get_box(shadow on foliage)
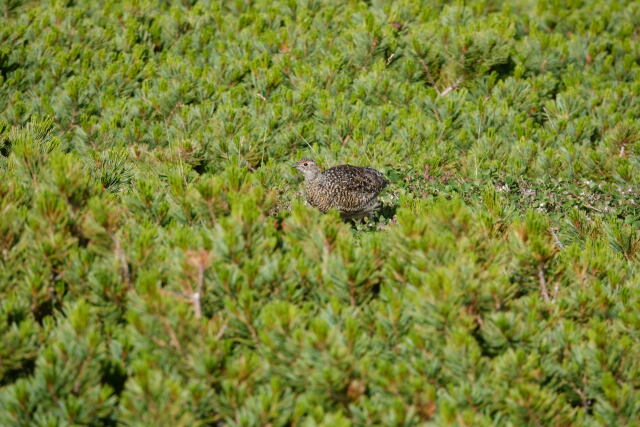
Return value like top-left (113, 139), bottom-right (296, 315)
top-left (0, 359), bottom-right (36, 387)
top-left (345, 203), bottom-right (398, 232)
top-left (489, 56), bottom-right (516, 80)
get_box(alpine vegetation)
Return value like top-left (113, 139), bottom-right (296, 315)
top-left (1, 0), bottom-right (640, 425)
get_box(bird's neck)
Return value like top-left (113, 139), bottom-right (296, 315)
top-left (304, 170), bottom-right (321, 182)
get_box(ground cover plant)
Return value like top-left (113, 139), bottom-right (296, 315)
top-left (1, 0), bottom-right (640, 425)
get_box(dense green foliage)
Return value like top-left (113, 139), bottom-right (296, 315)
top-left (2, 0), bottom-right (640, 424)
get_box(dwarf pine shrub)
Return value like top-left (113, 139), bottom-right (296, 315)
top-left (1, 0), bottom-right (640, 425)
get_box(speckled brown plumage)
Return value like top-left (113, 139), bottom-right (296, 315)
top-left (293, 158), bottom-right (388, 219)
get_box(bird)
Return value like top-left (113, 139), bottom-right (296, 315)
top-left (292, 158), bottom-right (389, 220)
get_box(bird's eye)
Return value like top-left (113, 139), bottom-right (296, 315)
top-left (303, 162), bottom-right (308, 166)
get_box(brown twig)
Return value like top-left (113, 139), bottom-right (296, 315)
top-left (552, 281), bottom-right (560, 302)
top-left (214, 320), bottom-right (229, 341)
top-left (349, 285), bottom-right (357, 308)
top-left (549, 226), bottom-right (565, 249)
top-left (417, 57), bottom-right (437, 87)
top-left (185, 250), bottom-right (211, 319)
top-left (538, 266), bottom-right (550, 303)
top-left (161, 317), bottom-right (182, 352)
top-left (160, 289), bottom-right (189, 299)
top-left (581, 201), bottom-right (606, 213)
top-left (243, 314), bottom-right (260, 345)
top-left (386, 53), bottom-right (396, 66)
top-left (438, 77), bottom-right (463, 97)
top-left (191, 261), bottom-right (205, 319)
top-left (112, 234), bottom-right (131, 289)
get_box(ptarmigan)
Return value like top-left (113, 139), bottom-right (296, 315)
top-left (293, 158), bottom-right (388, 220)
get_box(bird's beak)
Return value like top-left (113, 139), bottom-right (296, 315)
top-left (291, 163), bottom-right (298, 169)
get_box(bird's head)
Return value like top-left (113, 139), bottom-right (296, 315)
top-left (292, 158), bottom-right (321, 180)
